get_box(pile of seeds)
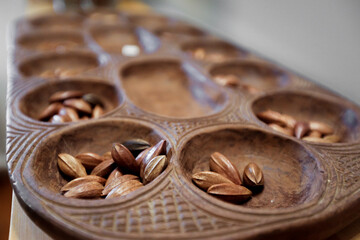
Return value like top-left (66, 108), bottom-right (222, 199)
top-left (257, 109), bottom-right (340, 143)
top-left (192, 152), bottom-right (264, 204)
top-left (39, 67), bottom-right (89, 78)
top-left (213, 74), bottom-right (260, 94)
top-left (39, 90), bottom-right (105, 123)
top-left (190, 48), bottom-right (227, 63)
top-left (58, 139), bottom-right (168, 199)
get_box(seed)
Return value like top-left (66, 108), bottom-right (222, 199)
top-left (61, 175), bottom-right (106, 193)
top-left (50, 114), bottom-right (71, 123)
top-left (105, 168), bottom-right (124, 188)
top-left (308, 130), bottom-right (322, 138)
top-left (207, 183), bottom-right (252, 203)
top-left (64, 181), bottom-right (104, 199)
top-left (243, 162), bottom-right (264, 188)
top-left (49, 90), bottom-right (84, 102)
top-left (140, 140), bottom-right (166, 179)
top-left (192, 171), bottom-right (234, 191)
top-left (92, 105), bottom-right (104, 118)
top-left (111, 143), bottom-right (139, 175)
top-left (63, 98), bottom-right (92, 114)
top-left (82, 93), bottom-right (104, 107)
top-left (106, 179), bottom-right (143, 199)
top-left (241, 83), bottom-right (260, 94)
top-left (268, 123), bottom-right (293, 136)
top-left (102, 151), bottom-right (112, 160)
top-left (58, 107), bottom-right (79, 122)
top-left (323, 134), bottom-right (341, 143)
top-left (257, 110), bottom-right (296, 128)
top-left (213, 75), bottom-right (238, 87)
top-left (57, 153), bottom-right (87, 179)
top-left (122, 139), bottom-right (151, 157)
top-left (75, 152), bottom-right (104, 170)
top-left (102, 174), bottom-right (139, 196)
top-left (309, 121), bottom-right (334, 135)
top-left (39, 102), bottom-right (63, 120)
top-left (135, 147), bottom-right (151, 167)
top-left (294, 121), bottom-right (310, 139)
top-left (210, 152), bottom-right (242, 185)
top-left (142, 155), bottom-right (167, 184)
top-left (90, 159), bottom-right (116, 177)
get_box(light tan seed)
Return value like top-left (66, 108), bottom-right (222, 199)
top-left (140, 140), bottom-right (166, 179)
top-left (135, 147), bottom-right (151, 167)
top-left (39, 102), bottom-right (63, 120)
top-left (207, 183), bottom-right (252, 203)
top-left (49, 90), bottom-right (84, 102)
top-left (105, 168), bottom-right (123, 187)
top-left (75, 152), bottom-right (104, 170)
top-left (64, 181), bottom-right (104, 199)
top-left (50, 114), bottom-right (70, 123)
top-left (57, 153), bottom-right (87, 179)
top-left (192, 171), bottom-right (234, 191)
top-left (90, 159), bottom-right (116, 177)
top-left (61, 175), bottom-right (106, 193)
top-left (142, 155), bottom-right (168, 184)
top-left (257, 110), bottom-right (296, 128)
top-left (308, 130), bottom-right (322, 138)
top-left (323, 134), bottom-right (341, 143)
top-left (294, 121), bottom-right (310, 139)
top-left (92, 105), bottom-right (104, 118)
top-left (243, 162), bottom-right (264, 188)
top-left (63, 98), bottom-right (92, 114)
top-left (309, 121), bottom-right (334, 135)
top-left (210, 152), bottom-right (242, 185)
top-left (268, 123), bottom-right (293, 136)
top-left (213, 75), bottom-right (239, 87)
top-left (58, 107), bottom-right (79, 122)
top-left (102, 174), bottom-right (139, 196)
top-left (106, 179), bottom-right (143, 199)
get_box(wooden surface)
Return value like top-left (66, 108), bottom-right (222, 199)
top-left (8, 192), bottom-right (360, 240)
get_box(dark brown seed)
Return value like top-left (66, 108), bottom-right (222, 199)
top-left (82, 93), bottom-right (104, 107)
top-left (207, 183), bottom-right (252, 203)
top-left (64, 181), bottom-right (103, 199)
top-left (102, 174), bottom-right (139, 196)
top-left (61, 175), bottom-right (106, 193)
top-left (90, 159), bottom-right (116, 177)
top-left (111, 143), bottom-right (139, 174)
top-left (92, 105), bottom-right (104, 118)
top-left (63, 98), bottom-right (92, 114)
top-left (294, 121), bottom-right (310, 139)
top-left (135, 147), bottom-right (150, 167)
top-left (39, 102), bottom-right (63, 120)
top-left (210, 152), bottom-right (242, 185)
top-left (58, 107), bottom-right (79, 122)
top-left (49, 90), bottom-right (84, 102)
top-left (75, 152), bottom-right (104, 170)
top-left (122, 139), bottom-right (151, 157)
top-left (140, 140), bottom-right (166, 179)
top-left (243, 162), bottom-right (264, 188)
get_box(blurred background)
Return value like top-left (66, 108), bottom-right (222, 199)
top-left (0, 0), bottom-right (360, 239)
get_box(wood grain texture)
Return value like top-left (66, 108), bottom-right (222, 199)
top-left (6, 6), bottom-right (360, 240)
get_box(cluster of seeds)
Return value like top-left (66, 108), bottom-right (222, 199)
top-left (192, 152), bottom-right (264, 204)
top-left (57, 139), bottom-right (168, 199)
top-left (39, 90), bottom-right (105, 123)
top-left (213, 74), bottom-right (260, 94)
top-left (256, 109), bottom-right (340, 143)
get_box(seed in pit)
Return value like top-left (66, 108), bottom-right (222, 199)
top-left (309, 121), bottom-right (334, 135)
top-left (268, 123), bottom-right (293, 136)
top-left (57, 153), bottom-right (87, 179)
top-left (90, 159), bottom-right (116, 178)
top-left (49, 90), bottom-right (84, 102)
top-left (61, 175), bottom-right (106, 193)
top-left (213, 75), bottom-right (238, 87)
top-left (210, 152), bottom-right (242, 185)
top-left (102, 174), bottom-right (139, 196)
top-left (58, 107), bottom-right (79, 122)
top-left (142, 155), bottom-right (167, 184)
top-left (106, 179), bottom-right (143, 199)
top-left (207, 183), bottom-right (252, 203)
top-left (122, 139), bottom-right (151, 157)
top-left (38, 102), bottom-right (63, 120)
top-left (92, 105), bottom-right (104, 118)
top-left (82, 93), bottom-right (104, 107)
top-left (192, 171), bottom-right (234, 191)
top-left (75, 152), bottom-right (104, 170)
top-left (63, 98), bottom-right (92, 114)
top-left (105, 168), bottom-right (123, 188)
top-left (294, 121), bottom-right (310, 139)
top-left (50, 114), bottom-right (71, 123)
top-left (111, 143), bottom-right (139, 175)
top-left (140, 140), bottom-right (166, 180)
top-left (64, 181), bottom-right (104, 199)
top-left (243, 162), bottom-right (264, 188)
